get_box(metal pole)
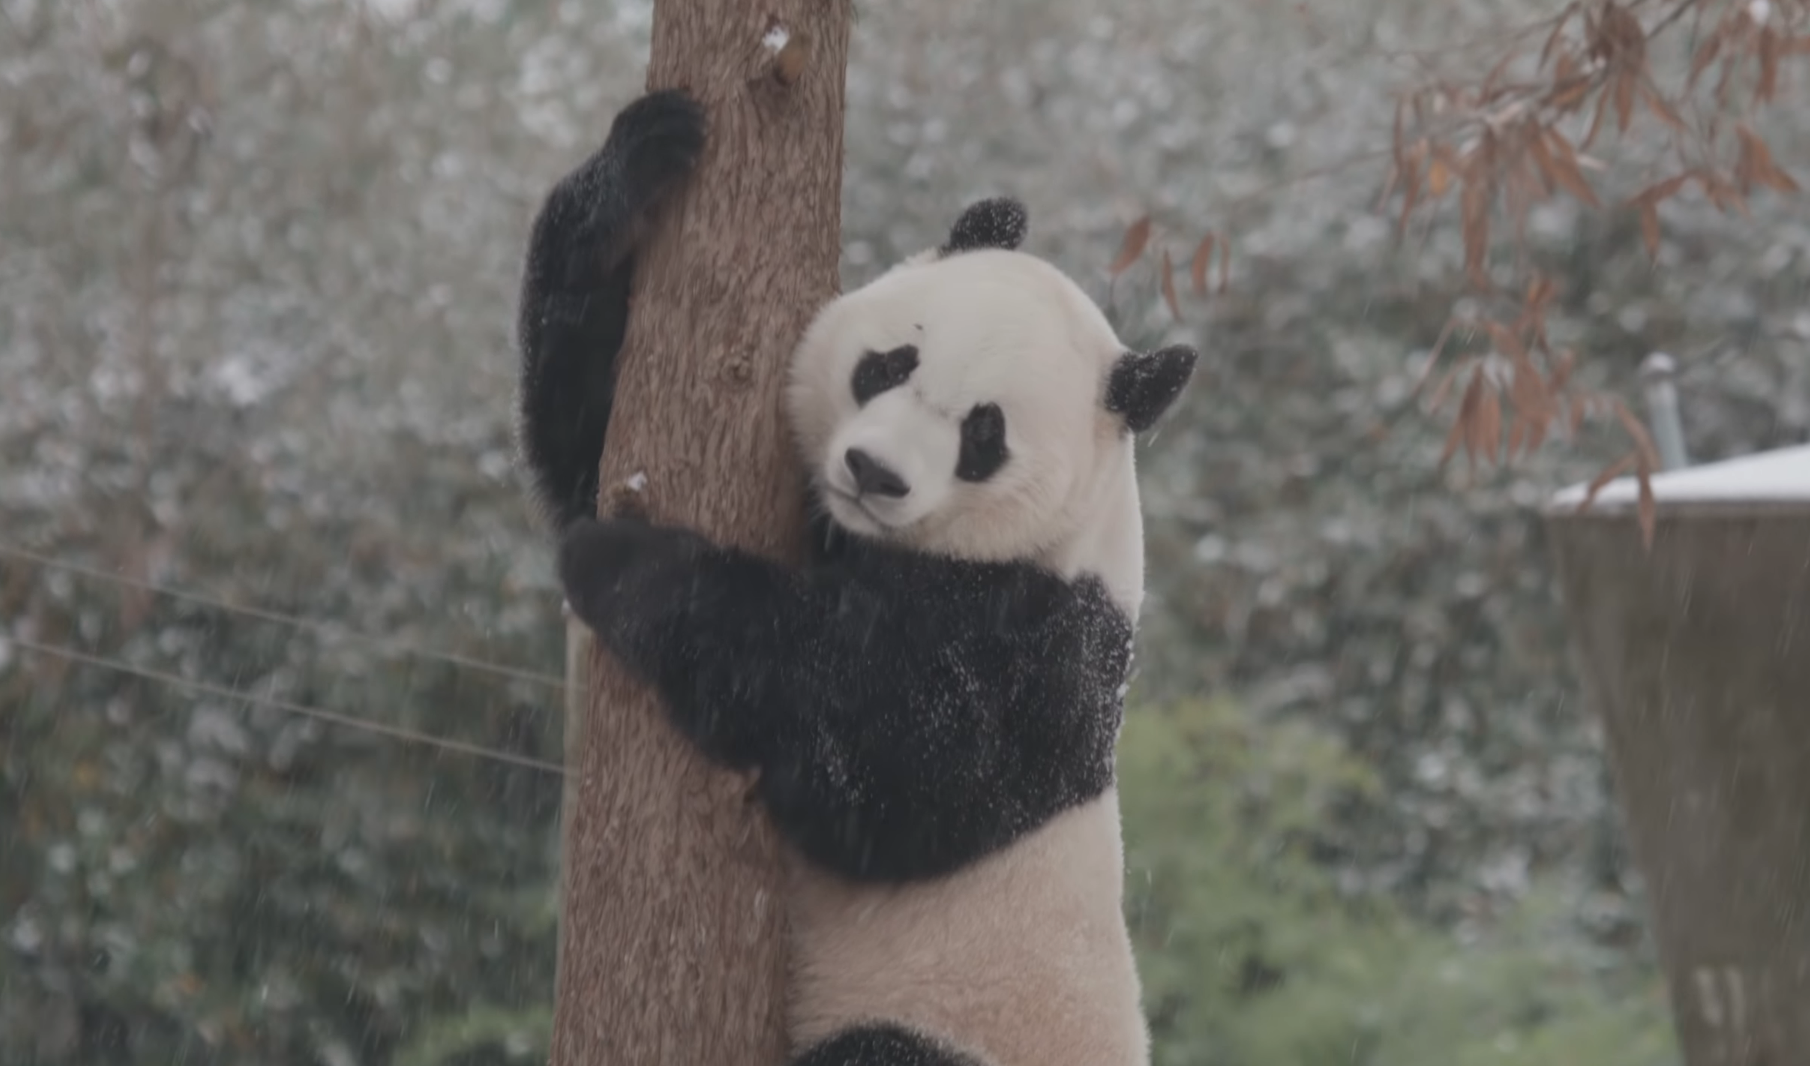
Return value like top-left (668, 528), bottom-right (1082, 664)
top-left (1640, 351), bottom-right (1691, 471)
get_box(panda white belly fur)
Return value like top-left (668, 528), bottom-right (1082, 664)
top-left (788, 794), bottom-right (1148, 1066)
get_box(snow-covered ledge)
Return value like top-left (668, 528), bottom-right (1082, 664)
top-left (1547, 442), bottom-right (1810, 513)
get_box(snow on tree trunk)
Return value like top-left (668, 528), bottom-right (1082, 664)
top-left (548, 3), bottom-right (850, 1064)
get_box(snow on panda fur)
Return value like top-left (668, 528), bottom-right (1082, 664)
top-left (517, 89), bottom-right (1197, 1066)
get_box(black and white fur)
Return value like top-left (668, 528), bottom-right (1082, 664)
top-left (517, 90), bottom-right (1197, 1066)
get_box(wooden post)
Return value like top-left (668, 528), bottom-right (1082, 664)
top-left (548, 3), bottom-right (851, 1066)
top-left (1544, 445), bottom-right (1810, 1065)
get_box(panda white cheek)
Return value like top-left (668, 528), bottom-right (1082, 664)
top-left (977, 456), bottom-right (1072, 540)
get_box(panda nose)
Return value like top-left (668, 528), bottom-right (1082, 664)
top-left (845, 448), bottom-right (910, 498)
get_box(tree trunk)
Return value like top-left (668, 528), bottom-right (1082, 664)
top-left (548, 4), bottom-right (850, 1066)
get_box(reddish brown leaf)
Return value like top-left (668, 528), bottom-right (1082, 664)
top-left (1159, 247), bottom-right (1180, 319)
top-left (1548, 71), bottom-right (1592, 111)
top-left (1688, 29), bottom-right (1724, 91)
top-left (1478, 46), bottom-right (1519, 102)
top-left (1537, 129), bottom-right (1601, 207)
top-left (1427, 156), bottom-right (1454, 199)
top-left (1526, 274), bottom-right (1557, 315)
top-left (1736, 124), bottom-right (1801, 194)
top-left (1509, 355), bottom-right (1551, 426)
top-left (1425, 362), bottom-right (1462, 414)
top-left (1609, 396), bottom-right (1661, 470)
top-left (1703, 171), bottom-right (1752, 216)
top-left (1110, 216), bottom-right (1152, 277)
top-left (1758, 28), bottom-right (1781, 104)
top-left (1397, 140), bottom-right (1427, 232)
top-left (1639, 77), bottom-right (1687, 133)
top-left (1627, 173), bottom-right (1691, 208)
top-left (1525, 410), bottom-right (1550, 454)
top-left (1566, 395), bottom-right (1589, 438)
top-left (1713, 43), bottom-right (1740, 107)
top-left (1575, 450), bottom-right (1636, 513)
top-left (1190, 233), bottom-right (1215, 296)
top-left (1612, 69), bottom-right (1637, 133)
top-left (1378, 163), bottom-right (1399, 215)
top-left (1638, 200), bottom-right (1661, 257)
top-left (1391, 94), bottom-right (1406, 162)
top-left (1539, 4), bottom-right (1578, 69)
top-left (1460, 171), bottom-right (1492, 288)
top-left (1414, 316), bottom-right (1460, 395)
top-left (1485, 319), bottom-right (1528, 364)
top-left (1439, 410), bottom-right (1467, 472)
top-left (1549, 347), bottom-right (1578, 393)
top-left (1440, 367), bottom-right (1486, 471)
top-left (1522, 145), bottom-right (1557, 200)
top-left (1636, 458), bottom-right (1657, 551)
top-left (1582, 75), bottom-right (1612, 150)
top-left (1473, 379), bottom-right (1502, 466)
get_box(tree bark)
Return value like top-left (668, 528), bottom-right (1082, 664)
top-left (549, 4), bottom-right (850, 1066)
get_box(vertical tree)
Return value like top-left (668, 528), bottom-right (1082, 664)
top-left (548, 3), bottom-right (851, 1066)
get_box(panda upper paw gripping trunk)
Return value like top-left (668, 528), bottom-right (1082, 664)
top-left (515, 89), bottom-right (705, 534)
top-left (517, 92), bottom-right (1197, 1066)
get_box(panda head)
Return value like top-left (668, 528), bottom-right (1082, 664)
top-left (787, 198), bottom-right (1197, 569)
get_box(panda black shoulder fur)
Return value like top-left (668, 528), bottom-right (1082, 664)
top-left (517, 90), bottom-right (1197, 1066)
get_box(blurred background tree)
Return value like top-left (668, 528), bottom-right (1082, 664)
top-left (2, 0), bottom-right (1804, 1063)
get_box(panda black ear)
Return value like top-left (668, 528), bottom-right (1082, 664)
top-left (1106, 345), bottom-right (1197, 433)
top-left (940, 197), bottom-right (1028, 256)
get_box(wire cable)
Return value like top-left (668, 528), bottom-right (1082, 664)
top-left (10, 636), bottom-right (566, 776)
top-left (0, 541), bottom-right (564, 689)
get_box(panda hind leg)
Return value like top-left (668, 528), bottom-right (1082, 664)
top-left (791, 1023), bottom-right (987, 1066)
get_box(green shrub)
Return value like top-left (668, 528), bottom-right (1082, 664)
top-left (1120, 699), bottom-right (1679, 1066)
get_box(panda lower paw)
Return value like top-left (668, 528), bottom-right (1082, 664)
top-left (606, 89), bottom-right (706, 212)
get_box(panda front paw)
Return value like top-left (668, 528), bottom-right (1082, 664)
top-left (605, 89), bottom-right (706, 213)
top-left (559, 514), bottom-right (657, 633)
top-left (557, 514), bottom-right (703, 649)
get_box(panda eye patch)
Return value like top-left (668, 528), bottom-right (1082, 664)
top-left (851, 345), bottom-right (919, 405)
top-left (956, 403), bottom-right (1009, 483)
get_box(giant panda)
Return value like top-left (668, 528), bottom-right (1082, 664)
top-left (517, 88), bottom-right (1197, 1066)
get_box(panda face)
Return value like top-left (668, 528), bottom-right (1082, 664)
top-left (787, 248), bottom-right (1131, 564)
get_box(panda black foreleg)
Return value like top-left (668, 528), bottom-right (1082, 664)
top-left (516, 90), bottom-right (705, 530)
top-left (562, 515), bottom-right (1132, 880)
top-left (791, 1022), bottom-right (987, 1066)
top-left (558, 514), bottom-right (821, 769)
